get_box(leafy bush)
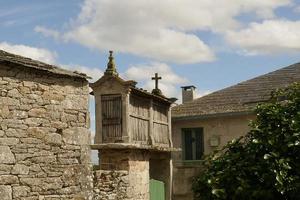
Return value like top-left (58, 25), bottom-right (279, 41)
top-left (193, 83), bottom-right (300, 200)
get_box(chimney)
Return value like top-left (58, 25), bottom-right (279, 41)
top-left (181, 85), bottom-right (196, 103)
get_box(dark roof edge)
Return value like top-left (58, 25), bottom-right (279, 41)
top-left (3, 61), bottom-right (90, 80)
top-left (172, 110), bottom-right (254, 121)
top-left (130, 87), bottom-right (172, 104)
top-left (0, 50), bottom-right (90, 80)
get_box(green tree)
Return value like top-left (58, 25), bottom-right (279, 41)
top-left (193, 83), bottom-right (300, 200)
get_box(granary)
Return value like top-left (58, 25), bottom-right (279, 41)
top-left (90, 51), bottom-right (175, 200)
top-left (171, 63), bottom-right (300, 200)
top-left (0, 50), bottom-right (92, 199)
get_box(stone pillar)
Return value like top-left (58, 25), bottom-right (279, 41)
top-left (97, 149), bottom-right (150, 200)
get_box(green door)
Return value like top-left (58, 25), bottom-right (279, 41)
top-left (150, 179), bottom-right (165, 200)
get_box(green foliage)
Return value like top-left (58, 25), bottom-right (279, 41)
top-left (192, 83), bottom-right (300, 200)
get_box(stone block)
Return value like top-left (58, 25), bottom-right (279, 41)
top-left (11, 164), bottom-right (29, 175)
top-left (13, 186), bottom-right (30, 198)
top-left (62, 127), bottom-right (90, 145)
top-left (11, 110), bottom-right (28, 119)
top-left (43, 91), bottom-right (65, 101)
top-left (0, 175), bottom-right (19, 184)
top-left (7, 89), bottom-right (22, 98)
top-left (27, 127), bottom-right (48, 139)
top-left (44, 133), bottom-right (62, 145)
top-left (0, 146), bottom-right (15, 164)
top-left (6, 129), bottom-right (27, 138)
top-left (0, 165), bottom-right (12, 175)
top-left (62, 95), bottom-right (87, 110)
top-left (0, 185), bottom-right (12, 200)
top-left (50, 121), bottom-right (68, 129)
top-left (28, 108), bottom-right (46, 118)
top-left (0, 138), bottom-right (19, 145)
top-left (24, 118), bottom-right (49, 127)
top-left (0, 97), bottom-right (19, 106)
top-left (0, 106), bottom-right (10, 118)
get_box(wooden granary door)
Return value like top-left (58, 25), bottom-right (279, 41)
top-left (101, 94), bottom-right (122, 142)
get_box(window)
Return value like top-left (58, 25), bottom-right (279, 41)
top-left (182, 128), bottom-right (204, 160)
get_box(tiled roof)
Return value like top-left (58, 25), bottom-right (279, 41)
top-left (0, 50), bottom-right (89, 79)
top-left (172, 62), bottom-right (300, 119)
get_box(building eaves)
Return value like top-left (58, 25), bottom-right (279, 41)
top-left (0, 50), bottom-right (90, 80)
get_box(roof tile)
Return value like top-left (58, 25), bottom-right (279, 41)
top-left (172, 63), bottom-right (300, 119)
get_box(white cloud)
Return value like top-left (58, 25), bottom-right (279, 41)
top-left (293, 5), bottom-right (300, 13)
top-left (225, 20), bottom-right (300, 55)
top-left (36, 0), bottom-right (292, 63)
top-left (124, 62), bottom-right (188, 98)
top-left (35, 26), bottom-right (60, 40)
top-left (0, 42), bottom-right (57, 64)
top-left (62, 65), bottom-right (103, 82)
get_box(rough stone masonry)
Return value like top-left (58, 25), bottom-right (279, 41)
top-left (0, 62), bottom-right (93, 200)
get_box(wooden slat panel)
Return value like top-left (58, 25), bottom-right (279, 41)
top-left (129, 95), bottom-right (150, 142)
top-left (130, 115), bottom-right (149, 142)
top-left (101, 94), bottom-right (122, 142)
top-left (153, 122), bottom-right (169, 144)
top-left (153, 102), bottom-right (168, 123)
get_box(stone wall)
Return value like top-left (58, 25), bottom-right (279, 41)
top-left (93, 170), bottom-right (129, 200)
top-left (0, 65), bottom-right (92, 200)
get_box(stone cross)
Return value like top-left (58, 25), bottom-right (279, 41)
top-left (152, 73), bottom-right (161, 90)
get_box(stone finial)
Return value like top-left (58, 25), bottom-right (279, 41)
top-left (104, 51), bottom-right (119, 76)
top-left (151, 73), bottom-right (162, 95)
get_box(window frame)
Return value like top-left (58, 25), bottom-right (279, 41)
top-left (181, 127), bottom-right (204, 161)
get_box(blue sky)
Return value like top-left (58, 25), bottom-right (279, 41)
top-left (1, 0), bottom-right (300, 143)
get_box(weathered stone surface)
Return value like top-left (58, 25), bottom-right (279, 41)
top-left (6, 129), bottom-right (27, 138)
top-left (11, 164), bottom-right (29, 175)
top-left (0, 185), bottom-right (12, 200)
top-left (50, 121), bottom-right (68, 129)
top-left (0, 62), bottom-right (92, 199)
top-left (0, 106), bottom-right (10, 118)
top-left (11, 110), bottom-right (28, 119)
top-left (27, 127), bottom-right (48, 139)
top-left (20, 178), bottom-right (42, 186)
top-left (18, 86), bottom-right (31, 94)
top-left (23, 81), bottom-right (36, 88)
top-left (0, 165), bottom-right (12, 175)
top-left (28, 108), bottom-right (46, 118)
top-left (7, 88), bottom-right (22, 98)
top-left (13, 186), bottom-right (30, 198)
top-left (0, 138), bottom-right (19, 145)
top-left (0, 146), bottom-right (15, 164)
top-left (43, 91), bottom-right (65, 101)
top-left (62, 95), bottom-right (88, 110)
top-left (0, 175), bottom-right (19, 184)
top-left (63, 127), bottom-right (90, 145)
top-left (94, 170), bottom-right (129, 200)
top-left (24, 118), bottom-right (49, 127)
top-left (44, 133), bottom-right (62, 145)
top-left (0, 97), bottom-right (19, 106)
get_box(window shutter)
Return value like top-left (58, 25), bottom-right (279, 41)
top-left (195, 128), bottom-right (204, 160)
top-left (183, 129), bottom-right (193, 160)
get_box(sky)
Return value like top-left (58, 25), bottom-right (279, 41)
top-left (1, 0), bottom-right (300, 152)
